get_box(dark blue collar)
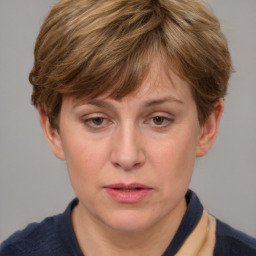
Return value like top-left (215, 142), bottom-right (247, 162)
top-left (162, 190), bottom-right (203, 256)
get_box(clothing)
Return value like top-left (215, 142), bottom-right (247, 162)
top-left (1, 190), bottom-right (255, 256)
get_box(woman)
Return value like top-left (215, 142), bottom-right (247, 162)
top-left (1, 0), bottom-right (255, 255)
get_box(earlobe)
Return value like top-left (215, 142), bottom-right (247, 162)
top-left (38, 108), bottom-right (65, 160)
top-left (196, 99), bottom-right (224, 157)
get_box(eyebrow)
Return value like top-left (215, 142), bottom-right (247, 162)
top-left (73, 99), bottom-right (114, 109)
top-left (143, 96), bottom-right (184, 108)
top-left (73, 96), bottom-right (184, 109)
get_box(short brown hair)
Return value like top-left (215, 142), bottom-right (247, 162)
top-left (30, 0), bottom-right (232, 127)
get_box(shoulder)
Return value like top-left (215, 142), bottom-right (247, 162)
top-left (214, 218), bottom-right (256, 256)
top-left (0, 215), bottom-right (61, 256)
top-left (0, 199), bottom-right (79, 256)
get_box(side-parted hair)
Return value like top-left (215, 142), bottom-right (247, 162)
top-left (30, 0), bottom-right (232, 127)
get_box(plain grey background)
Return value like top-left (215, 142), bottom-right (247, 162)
top-left (0, 0), bottom-right (256, 242)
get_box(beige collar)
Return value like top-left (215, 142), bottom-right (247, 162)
top-left (175, 211), bottom-right (216, 256)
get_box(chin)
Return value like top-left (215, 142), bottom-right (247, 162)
top-left (101, 210), bottom-right (159, 233)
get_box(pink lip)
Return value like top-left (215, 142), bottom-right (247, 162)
top-left (104, 183), bottom-right (153, 203)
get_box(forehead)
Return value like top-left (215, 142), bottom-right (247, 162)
top-left (71, 61), bottom-right (193, 108)
top-left (115, 60), bottom-right (193, 104)
top-left (137, 61), bottom-right (189, 95)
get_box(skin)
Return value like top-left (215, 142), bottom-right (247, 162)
top-left (39, 61), bottom-right (223, 256)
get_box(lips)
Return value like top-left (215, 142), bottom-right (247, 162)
top-left (104, 183), bottom-right (153, 203)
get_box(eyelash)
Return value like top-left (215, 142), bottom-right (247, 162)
top-left (82, 114), bottom-right (174, 130)
top-left (82, 116), bottom-right (112, 129)
top-left (146, 115), bottom-right (174, 128)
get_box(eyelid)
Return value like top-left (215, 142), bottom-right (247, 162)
top-left (146, 111), bottom-right (174, 120)
top-left (145, 112), bottom-right (175, 128)
top-left (82, 113), bottom-right (113, 129)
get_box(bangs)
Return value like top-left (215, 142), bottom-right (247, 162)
top-left (58, 31), bottom-right (164, 101)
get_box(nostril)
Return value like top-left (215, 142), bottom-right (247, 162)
top-left (112, 158), bottom-right (144, 171)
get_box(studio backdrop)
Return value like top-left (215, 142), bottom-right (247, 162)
top-left (0, 0), bottom-right (255, 241)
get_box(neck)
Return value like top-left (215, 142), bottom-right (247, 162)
top-left (72, 199), bottom-right (187, 256)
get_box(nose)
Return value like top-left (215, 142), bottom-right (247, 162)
top-left (110, 124), bottom-right (146, 171)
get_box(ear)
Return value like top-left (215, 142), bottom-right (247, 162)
top-left (196, 99), bottom-right (224, 157)
top-left (38, 108), bottom-right (65, 160)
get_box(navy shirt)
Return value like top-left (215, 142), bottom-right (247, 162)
top-left (1, 190), bottom-right (256, 256)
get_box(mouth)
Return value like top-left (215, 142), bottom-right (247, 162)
top-left (105, 183), bottom-right (152, 190)
top-left (113, 188), bottom-right (143, 191)
top-left (104, 183), bottom-right (153, 203)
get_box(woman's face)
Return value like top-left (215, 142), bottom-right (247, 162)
top-left (42, 62), bottom-right (218, 233)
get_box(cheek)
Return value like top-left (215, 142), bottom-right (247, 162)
top-left (150, 132), bottom-right (198, 187)
top-left (61, 136), bottom-right (111, 188)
